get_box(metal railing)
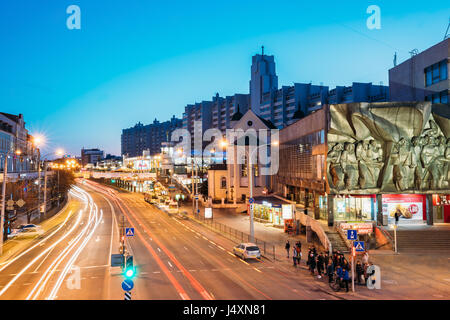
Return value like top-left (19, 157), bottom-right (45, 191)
top-left (191, 212), bottom-right (276, 260)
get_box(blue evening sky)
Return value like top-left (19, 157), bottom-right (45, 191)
top-left (0, 0), bottom-right (448, 156)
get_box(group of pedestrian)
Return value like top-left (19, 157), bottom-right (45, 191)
top-left (285, 240), bottom-right (302, 267)
top-left (305, 246), bottom-right (329, 279)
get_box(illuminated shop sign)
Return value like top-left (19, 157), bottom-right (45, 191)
top-left (339, 222), bottom-right (373, 234)
top-left (383, 194), bottom-right (426, 222)
top-left (282, 204), bottom-right (294, 220)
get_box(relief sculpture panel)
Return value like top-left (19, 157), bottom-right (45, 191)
top-left (326, 102), bottom-right (450, 194)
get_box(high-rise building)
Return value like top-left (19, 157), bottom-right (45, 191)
top-left (121, 116), bottom-right (182, 157)
top-left (389, 38), bottom-right (449, 103)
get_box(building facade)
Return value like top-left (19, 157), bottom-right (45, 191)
top-left (121, 116), bottom-right (182, 157)
top-left (0, 112), bottom-right (38, 173)
top-left (81, 148), bottom-right (104, 167)
top-left (275, 102), bottom-right (450, 227)
top-left (389, 38), bottom-right (449, 103)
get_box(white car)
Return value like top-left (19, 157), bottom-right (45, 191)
top-left (233, 243), bottom-right (261, 260)
top-left (167, 202), bottom-right (179, 214)
top-left (8, 224), bottom-right (43, 239)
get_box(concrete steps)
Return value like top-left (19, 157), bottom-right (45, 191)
top-left (387, 230), bottom-right (450, 253)
top-left (325, 231), bottom-right (349, 253)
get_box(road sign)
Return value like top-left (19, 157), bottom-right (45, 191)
top-left (194, 195), bottom-right (199, 200)
top-left (6, 200), bottom-right (14, 207)
top-left (122, 279), bottom-right (134, 291)
top-left (16, 199), bottom-right (25, 207)
top-left (124, 291), bottom-right (131, 300)
top-left (111, 254), bottom-right (124, 267)
top-left (354, 241), bottom-right (365, 252)
top-left (249, 197), bottom-right (255, 204)
top-left (125, 228), bottom-right (135, 237)
top-left (347, 229), bottom-right (357, 240)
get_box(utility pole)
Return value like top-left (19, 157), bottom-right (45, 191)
top-left (37, 152), bottom-right (41, 216)
top-left (1, 154), bottom-right (9, 255)
top-left (195, 162), bottom-right (198, 216)
top-left (247, 151), bottom-right (255, 243)
top-left (43, 162), bottom-right (48, 217)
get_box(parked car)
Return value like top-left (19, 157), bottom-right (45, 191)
top-left (233, 243), bottom-right (261, 260)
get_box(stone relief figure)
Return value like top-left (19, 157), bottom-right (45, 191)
top-left (420, 135), bottom-right (441, 189)
top-left (366, 140), bottom-right (383, 188)
top-left (356, 140), bottom-right (370, 188)
top-left (429, 135), bottom-right (450, 189)
top-left (340, 142), bottom-right (359, 190)
top-left (410, 136), bottom-right (424, 190)
top-left (328, 143), bottom-right (344, 190)
top-left (391, 137), bottom-right (412, 191)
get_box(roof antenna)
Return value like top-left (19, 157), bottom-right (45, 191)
top-left (444, 17), bottom-right (450, 40)
top-left (261, 45), bottom-right (264, 56)
top-left (393, 52), bottom-right (397, 67)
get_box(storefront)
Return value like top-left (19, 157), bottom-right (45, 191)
top-left (332, 195), bottom-right (377, 222)
top-left (432, 194), bottom-right (450, 223)
top-left (382, 194), bottom-right (426, 225)
top-left (250, 197), bottom-right (295, 231)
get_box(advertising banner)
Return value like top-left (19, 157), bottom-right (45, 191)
top-left (382, 194), bottom-right (425, 223)
top-left (282, 204), bottom-right (293, 220)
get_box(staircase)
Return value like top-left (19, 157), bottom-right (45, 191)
top-left (325, 231), bottom-right (349, 253)
top-left (387, 229), bottom-right (450, 253)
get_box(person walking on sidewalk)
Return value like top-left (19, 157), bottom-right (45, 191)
top-left (356, 260), bottom-right (364, 285)
top-left (295, 246), bottom-right (302, 266)
top-left (326, 260), bottom-right (334, 283)
top-left (316, 252), bottom-right (324, 278)
top-left (341, 267), bottom-right (350, 292)
top-left (292, 246), bottom-right (298, 267)
top-left (308, 251), bottom-right (316, 276)
top-left (362, 251), bottom-right (369, 265)
top-left (285, 240), bottom-right (291, 258)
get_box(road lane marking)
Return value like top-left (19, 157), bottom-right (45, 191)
top-left (157, 248), bottom-right (162, 252)
top-left (168, 261), bottom-right (173, 268)
top-left (208, 245), bottom-right (214, 249)
top-left (227, 252), bottom-right (235, 257)
top-left (240, 260), bottom-right (250, 266)
top-left (184, 246), bottom-right (189, 251)
top-left (253, 268), bottom-right (262, 273)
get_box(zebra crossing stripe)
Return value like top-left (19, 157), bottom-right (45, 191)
top-left (124, 291), bottom-right (131, 300)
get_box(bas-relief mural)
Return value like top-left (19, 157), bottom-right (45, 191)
top-left (326, 102), bottom-right (450, 194)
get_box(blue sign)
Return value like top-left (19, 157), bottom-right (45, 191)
top-left (347, 229), bottom-right (357, 240)
top-left (354, 241), bottom-right (365, 252)
top-left (249, 197), bottom-right (255, 204)
top-left (122, 279), bottom-right (134, 291)
top-left (126, 228), bottom-right (135, 237)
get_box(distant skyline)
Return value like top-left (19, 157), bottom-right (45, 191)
top-left (1, 0), bottom-right (449, 156)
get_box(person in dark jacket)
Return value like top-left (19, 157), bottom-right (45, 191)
top-left (355, 260), bottom-right (364, 284)
top-left (341, 267), bottom-right (350, 292)
top-left (316, 253), bottom-right (324, 278)
top-left (308, 252), bottom-right (316, 275)
top-left (326, 260), bottom-right (334, 283)
top-left (285, 240), bottom-right (291, 258)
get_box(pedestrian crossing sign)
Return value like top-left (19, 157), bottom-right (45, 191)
top-left (354, 241), bottom-right (365, 252)
top-left (125, 228), bottom-right (135, 237)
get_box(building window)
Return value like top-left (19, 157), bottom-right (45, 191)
top-left (425, 90), bottom-right (449, 104)
top-left (425, 60), bottom-right (448, 87)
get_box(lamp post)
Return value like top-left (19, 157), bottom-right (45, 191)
top-left (245, 140), bottom-right (278, 243)
top-left (1, 149), bottom-right (22, 255)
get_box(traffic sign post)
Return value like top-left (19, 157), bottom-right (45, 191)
top-left (125, 227), bottom-right (135, 237)
top-left (347, 229), bottom-right (357, 241)
top-left (347, 229), bottom-right (358, 293)
top-left (249, 197), bottom-right (254, 204)
top-left (354, 241), bottom-right (365, 252)
top-left (124, 291), bottom-right (131, 300)
top-left (122, 279), bottom-right (134, 291)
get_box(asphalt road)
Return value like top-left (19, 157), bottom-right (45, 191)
top-left (0, 180), bottom-right (343, 300)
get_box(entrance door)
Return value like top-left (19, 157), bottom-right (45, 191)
top-left (444, 205), bottom-right (450, 223)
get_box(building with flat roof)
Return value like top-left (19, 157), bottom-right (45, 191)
top-left (389, 38), bottom-right (449, 103)
top-left (81, 148), bottom-right (104, 167)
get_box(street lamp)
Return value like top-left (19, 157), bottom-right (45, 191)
top-left (1, 149), bottom-right (22, 255)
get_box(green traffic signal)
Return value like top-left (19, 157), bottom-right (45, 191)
top-left (125, 268), bottom-right (135, 278)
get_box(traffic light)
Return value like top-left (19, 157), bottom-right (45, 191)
top-left (124, 255), bottom-right (135, 278)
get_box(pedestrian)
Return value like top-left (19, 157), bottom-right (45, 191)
top-left (324, 251), bottom-right (329, 266)
top-left (326, 260), bottom-right (334, 283)
top-left (308, 251), bottom-right (316, 276)
top-left (292, 246), bottom-right (298, 267)
top-left (341, 258), bottom-right (349, 271)
top-left (285, 240), bottom-right (291, 258)
top-left (355, 260), bottom-right (364, 285)
top-left (335, 265), bottom-right (343, 287)
top-left (332, 251), bottom-right (338, 267)
top-left (296, 246), bottom-right (302, 266)
top-left (341, 267), bottom-right (350, 292)
top-left (316, 252), bottom-right (324, 278)
top-left (394, 210), bottom-right (400, 226)
top-left (362, 251), bottom-right (369, 265)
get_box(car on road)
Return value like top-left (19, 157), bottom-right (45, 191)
top-left (8, 224), bottom-right (44, 239)
top-left (233, 243), bottom-right (261, 260)
top-left (167, 201), bottom-right (179, 214)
